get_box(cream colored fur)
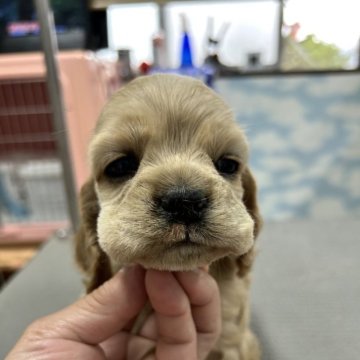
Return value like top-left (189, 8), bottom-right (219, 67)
top-left (75, 74), bottom-right (262, 359)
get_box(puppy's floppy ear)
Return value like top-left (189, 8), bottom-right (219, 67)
top-left (75, 179), bottom-right (112, 293)
top-left (242, 166), bottom-right (262, 238)
top-left (236, 166), bottom-right (262, 277)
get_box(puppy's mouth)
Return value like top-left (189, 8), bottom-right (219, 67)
top-left (132, 223), bottom-right (225, 271)
top-left (169, 229), bottom-right (202, 249)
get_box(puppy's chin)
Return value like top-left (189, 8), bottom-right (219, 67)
top-left (107, 246), bottom-right (232, 271)
top-left (134, 244), bottom-right (230, 271)
top-left (99, 231), bottom-right (255, 272)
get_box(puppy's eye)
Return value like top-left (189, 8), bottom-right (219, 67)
top-left (214, 157), bottom-right (239, 176)
top-left (104, 154), bottom-right (139, 179)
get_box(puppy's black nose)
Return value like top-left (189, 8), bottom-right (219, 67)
top-left (158, 187), bottom-right (209, 224)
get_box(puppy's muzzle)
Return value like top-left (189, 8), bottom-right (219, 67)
top-left (156, 186), bottom-right (209, 225)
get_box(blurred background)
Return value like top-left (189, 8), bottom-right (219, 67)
top-left (0, 0), bottom-right (359, 285)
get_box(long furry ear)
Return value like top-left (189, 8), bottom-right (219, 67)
top-left (75, 179), bottom-right (112, 293)
top-left (236, 166), bottom-right (262, 277)
top-left (242, 166), bottom-right (262, 238)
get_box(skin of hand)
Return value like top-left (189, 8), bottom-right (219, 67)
top-left (6, 265), bottom-right (221, 360)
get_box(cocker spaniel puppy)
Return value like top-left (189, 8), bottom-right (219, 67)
top-left (75, 74), bottom-right (262, 360)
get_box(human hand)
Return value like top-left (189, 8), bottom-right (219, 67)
top-left (6, 265), bottom-right (221, 360)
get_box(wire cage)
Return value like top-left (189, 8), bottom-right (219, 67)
top-left (0, 78), bottom-right (67, 228)
top-left (0, 52), bottom-right (119, 245)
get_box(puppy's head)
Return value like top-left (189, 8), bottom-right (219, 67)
top-left (76, 75), bottom-right (261, 289)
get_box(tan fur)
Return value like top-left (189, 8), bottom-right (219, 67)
top-left (75, 74), bottom-right (262, 359)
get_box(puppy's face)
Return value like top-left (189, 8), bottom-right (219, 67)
top-left (89, 75), bottom-right (255, 271)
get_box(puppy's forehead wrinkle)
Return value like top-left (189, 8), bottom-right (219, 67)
top-left (143, 142), bottom-right (211, 168)
top-left (98, 73), bottom-right (233, 131)
top-left (116, 73), bottom-right (222, 113)
top-left (92, 75), bottom-right (252, 173)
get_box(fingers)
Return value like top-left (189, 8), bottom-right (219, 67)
top-left (61, 265), bottom-right (147, 344)
top-left (145, 270), bottom-right (198, 360)
top-left (138, 312), bottom-right (157, 340)
top-left (34, 265), bottom-right (146, 345)
top-left (176, 270), bottom-right (221, 333)
top-left (145, 269), bottom-right (221, 360)
top-left (176, 270), bottom-right (221, 359)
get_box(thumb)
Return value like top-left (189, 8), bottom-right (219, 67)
top-left (31, 265), bottom-right (146, 345)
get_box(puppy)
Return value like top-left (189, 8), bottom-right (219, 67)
top-left (75, 74), bottom-right (262, 359)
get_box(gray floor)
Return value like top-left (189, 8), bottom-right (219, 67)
top-left (251, 218), bottom-right (360, 360)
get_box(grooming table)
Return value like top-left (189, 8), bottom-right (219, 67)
top-left (0, 218), bottom-right (359, 359)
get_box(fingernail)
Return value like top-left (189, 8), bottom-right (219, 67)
top-left (192, 266), bottom-right (209, 274)
top-left (187, 267), bottom-right (208, 277)
top-left (119, 264), bottom-right (136, 274)
top-left (199, 265), bottom-right (209, 272)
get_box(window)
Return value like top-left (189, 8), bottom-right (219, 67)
top-left (107, 1), bottom-right (280, 69)
top-left (107, 3), bottom-right (159, 66)
top-left (282, 0), bottom-right (360, 70)
top-left (165, 1), bottom-right (280, 68)
top-left (107, 0), bottom-right (360, 71)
